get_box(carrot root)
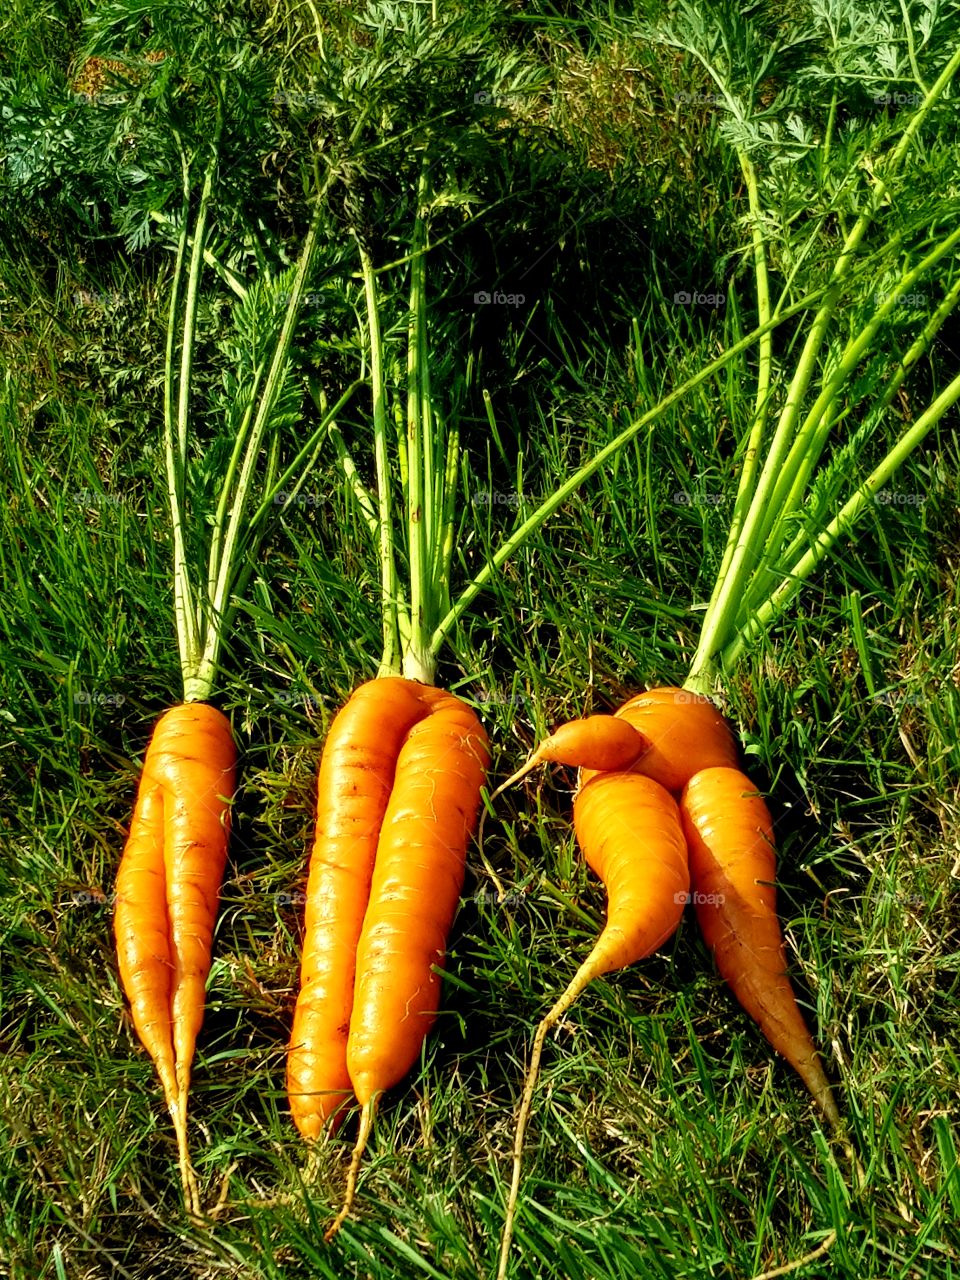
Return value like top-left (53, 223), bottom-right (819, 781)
top-left (170, 1095), bottom-right (201, 1216)
top-left (497, 962), bottom-right (600, 1280)
top-left (324, 1098), bottom-right (378, 1242)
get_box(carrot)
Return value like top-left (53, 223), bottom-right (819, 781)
top-left (114, 702), bottom-right (236, 1213)
top-left (581, 687), bottom-right (738, 793)
top-left (287, 676), bottom-right (448, 1139)
top-left (488, 714), bottom-right (647, 804)
top-left (110, 136), bottom-right (335, 1211)
top-left (680, 766), bottom-right (840, 1125)
top-left (323, 687), bottom-right (489, 1239)
top-left (496, 771), bottom-right (689, 1280)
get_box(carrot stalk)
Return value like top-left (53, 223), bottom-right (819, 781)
top-left (113, 109), bottom-right (336, 1209)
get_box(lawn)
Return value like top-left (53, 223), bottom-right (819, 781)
top-left (1, 2), bottom-right (959, 1278)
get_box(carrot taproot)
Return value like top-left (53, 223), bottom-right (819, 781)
top-left (323, 687), bottom-right (489, 1240)
top-left (581, 687), bottom-right (738, 793)
top-left (680, 766), bottom-right (840, 1125)
top-left (114, 701), bottom-right (236, 1213)
top-left (287, 676), bottom-right (448, 1139)
top-left (497, 771), bottom-right (689, 1279)
top-left (487, 715), bottom-right (647, 805)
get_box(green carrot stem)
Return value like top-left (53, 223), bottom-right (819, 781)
top-left (431, 286), bottom-right (825, 657)
top-left (148, 210), bottom-right (248, 299)
top-left (306, 380), bottom-right (379, 541)
top-left (687, 42), bottom-right (960, 686)
top-left (164, 167), bottom-right (201, 694)
top-left (359, 241), bottom-right (401, 679)
top-left (756, 220), bottom-right (960, 569)
top-left (437, 422), bottom-right (460, 622)
top-left (402, 192), bottom-right (435, 685)
top-left (740, 267), bottom-right (960, 619)
top-left (192, 179), bottom-right (331, 700)
top-left (707, 150), bottom-right (775, 616)
top-left (724, 366), bottom-right (960, 668)
top-left (206, 361), bottom-right (268, 604)
top-left (251, 380), bottom-right (365, 526)
top-left (176, 130), bottom-right (221, 468)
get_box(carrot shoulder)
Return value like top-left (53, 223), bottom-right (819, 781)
top-left (582, 687), bottom-right (738, 793)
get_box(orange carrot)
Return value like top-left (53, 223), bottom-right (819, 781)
top-left (287, 677), bottom-right (447, 1139)
top-left (581, 687), bottom-right (738, 793)
top-left (497, 771), bottom-right (689, 1279)
top-left (488, 714), bottom-right (647, 804)
top-left (680, 766), bottom-right (840, 1125)
top-left (114, 702), bottom-right (236, 1212)
top-left (323, 686), bottom-right (489, 1240)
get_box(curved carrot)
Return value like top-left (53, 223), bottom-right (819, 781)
top-left (680, 766), bottom-right (840, 1125)
top-left (582, 686), bottom-right (738, 793)
top-left (497, 771), bottom-right (689, 1279)
top-left (325, 688), bottom-right (489, 1240)
top-left (114, 702), bottom-right (236, 1212)
top-left (287, 677), bottom-right (446, 1139)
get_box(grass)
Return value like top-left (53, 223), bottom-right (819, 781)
top-left (2, 0), bottom-right (960, 1277)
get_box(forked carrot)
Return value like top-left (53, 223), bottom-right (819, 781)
top-left (496, 771), bottom-right (689, 1279)
top-left (287, 677), bottom-right (447, 1139)
top-left (323, 686), bottom-right (489, 1239)
top-left (114, 702), bottom-right (235, 1212)
top-left (680, 766), bottom-right (840, 1125)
